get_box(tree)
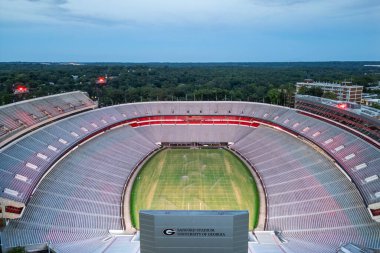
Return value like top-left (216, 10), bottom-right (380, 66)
top-left (322, 91), bottom-right (337, 100)
top-left (370, 103), bottom-right (380, 110)
top-left (298, 86), bottom-right (309, 95)
top-left (267, 88), bottom-right (281, 104)
top-left (309, 87), bottom-right (324, 97)
top-left (298, 86), bottom-right (323, 97)
top-left (7, 246), bottom-right (25, 253)
top-left (255, 86), bottom-right (267, 101)
top-left (0, 62), bottom-right (376, 106)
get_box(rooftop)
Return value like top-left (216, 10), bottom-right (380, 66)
top-left (296, 81), bottom-right (363, 88)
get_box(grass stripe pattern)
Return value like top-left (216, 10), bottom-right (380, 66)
top-left (130, 148), bottom-right (260, 230)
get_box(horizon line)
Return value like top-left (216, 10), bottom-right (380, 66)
top-left (1, 60), bottom-right (380, 64)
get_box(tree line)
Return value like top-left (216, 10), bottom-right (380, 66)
top-left (0, 62), bottom-right (378, 107)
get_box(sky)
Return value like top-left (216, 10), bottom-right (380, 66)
top-left (0, 0), bottom-right (379, 62)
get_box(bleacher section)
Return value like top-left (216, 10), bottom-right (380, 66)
top-left (0, 101), bottom-right (379, 253)
top-left (295, 94), bottom-right (380, 143)
top-left (2, 127), bottom-right (156, 250)
top-left (110, 102), bottom-right (379, 208)
top-left (133, 125), bottom-right (255, 144)
top-left (232, 127), bottom-right (380, 252)
top-left (0, 91), bottom-right (96, 148)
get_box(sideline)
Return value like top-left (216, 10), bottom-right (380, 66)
top-left (122, 147), bottom-right (163, 233)
top-left (228, 148), bottom-right (267, 231)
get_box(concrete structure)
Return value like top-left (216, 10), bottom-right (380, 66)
top-left (296, 80), bottom-right (363, 103)
top-left (295, 95), bottom-right (380, 142)
top-left (0, 91), bottom-right (97, 148)
top-left (362, 98), bottom-right (380, 107)
top-left (139, 210), bottom-right (248, 253)
top-left (1, 100), bottom-right (379, 253)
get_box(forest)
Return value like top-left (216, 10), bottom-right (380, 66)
top-left (0, 62), bottom-right (379, 107)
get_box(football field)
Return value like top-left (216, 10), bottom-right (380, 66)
top-left (130, 148), bottom-right (260, 230)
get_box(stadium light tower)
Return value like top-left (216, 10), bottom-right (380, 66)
top-left (12, 83), bottom-right (29, 102)
top-left (96, 76), bottom-right (107, 85)
top-left (95, 76), bottom-right (107, 107)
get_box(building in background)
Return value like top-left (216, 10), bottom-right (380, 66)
top-left (296, 80), bottom-right (363, 103)
top-left (362, 93), bottom-right (380, 107)
top-left (363, 98), bottom-right (380, 107)
top-left (368, 82), bottom-right (380, 91)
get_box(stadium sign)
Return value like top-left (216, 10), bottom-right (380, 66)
top-left (140, 210), bottom-right (248, 253)
top-left (162, 228), bottom-right (226, 237)
top-left (162, 228), bottom-right (176, 235)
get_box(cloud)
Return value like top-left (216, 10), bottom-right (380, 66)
top-left (1, 0), bottom-right (379, 62)
top-left (0, 0), bottom-right (379, 27)
top-left (59, 0), bottom-right (260, 25)
top-left (0, 0), bottom-right (66, 23)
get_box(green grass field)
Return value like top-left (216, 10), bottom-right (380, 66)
top-left (130, 148), bottom-right (260, 230)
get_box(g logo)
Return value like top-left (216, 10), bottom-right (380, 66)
top-left (163, 229), bottom-right (176, 236)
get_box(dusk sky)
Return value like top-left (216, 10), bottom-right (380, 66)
top-left (0, 0), bottom-right (379, 62)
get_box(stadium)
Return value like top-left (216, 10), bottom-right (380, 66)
top-left (0, 91), bottom-right (379, 253)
